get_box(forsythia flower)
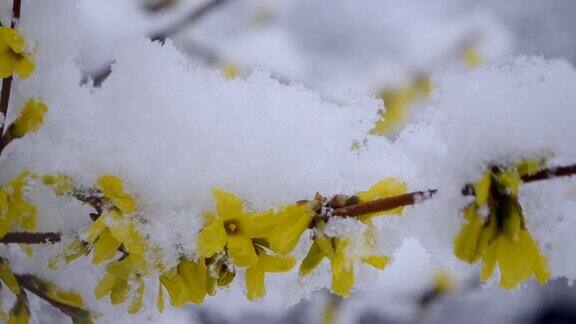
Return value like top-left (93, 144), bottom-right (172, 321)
top-left (0, 258), bottom-right (20, 295)
top-left (268, 202), bottom-right (315, 255)
top-left (246, 245), bottom-right (295, 300)
top-left (196, 189), bottom-right (275, 267)
top-left (158, 258), bottom-right (213, 306)
top-left (461, 44), bottom-right (483, 69)
top-left (84, 175), bottom-right (144, 265)
top-left (370, 76), bottom-right (431, 136)
top-left (42, 174), bottom-right (74, 196)
top-left (8, 100), bottom-right (47, 139)
top-left (0, 171), bottom-right (37, 238)
top-left (0, 27), bottom-right (35, 79)
top-left (97, 175), bottom-right (137, 214)
top-left (299, 224), bottom-right (389, 298)
top-left (453, 160), bottom-right (551, 289)
top-left (95, 256), bottom-right (145, 314)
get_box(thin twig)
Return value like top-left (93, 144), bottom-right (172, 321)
top-left (89, 0), bottom-right (230, 86)
top-left (461, 164), bottom-right (576, 196)
top-left (16, 274), bottom-right (90, 319)
top-left (333, 190), bottom-right (437, 217)
top-left (0, 232), bottom-right (61, 244)
top-left (150, 0), bottom-right (230, 42)
top-left (335, 164), bottom-right (576, 217)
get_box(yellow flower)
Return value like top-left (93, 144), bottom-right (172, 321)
top-left (480, 230), bottom-right (550, 289)
top-left (42, 174), bottom-right (73, 196)
top-left (0, 27), bottom-right (35, 79)
top-left (246, 246), bottom-right (295, 301)
top-left (97, 175), bottom-right (137, 214)
top-left (356, 177), bottom-right (408, 222)
top-left (84, 209), bottom-right (146, 265)
top-left (158, 258), bottom-right (211, 306)
top-left (0, 258), bottom-right (20, 295)
top-left (299, 231), bottom-right (388, 298)
top-left (0, 171), bottom-right (38, 238)
top-left (8, 100), bottom-right (47, 139)
top-left (268, 202), bottom-right (315, 255)
top-left (48, 238), bottom-right (89, 270)
top-left (197, 188), bottom-right (275, 267)
top-left (453, 160), bottom-right (550, 288)
top-left (461, 44), bottom-right (483, 69)
top-left (95, 255), bottom-right (146, 313)
top-left (370, 76), bottom-right (431, 136)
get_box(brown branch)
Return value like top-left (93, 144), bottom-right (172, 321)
top-left (332, 190), bottom-right (437, 217)
top-left (150, 0), bottom-right (230, 42)
top-left (0, 232), bottom-right (61, 244)
top-left (461, 164), bottom-right (576, 196)
top-left (15, 274), bottom-right (90, 319)
top-left (334, 164), bottom-right (576, 218)
top-left (522, 164), bottom-right (576, 183)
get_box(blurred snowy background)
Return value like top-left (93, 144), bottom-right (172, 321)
top-left (5, 0), bottom-right (576, 323)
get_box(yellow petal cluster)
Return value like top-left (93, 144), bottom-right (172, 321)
top-left (453, 160), bottom-right (551, 288)
top-left (0, 27), bottom-right (35, 79)
top-left (95, 256), bottom-right (146, 314)
top-left (370, 76), bottom-right (431, 136)
top-left (158, 258), bottom-right (213, 306)
top-left (8, 100), bottom-right (47, 139)
top-left (299, 224), bottom-right (389, 298)
top-left (0, 258), bottom-right (20, 295)
top-left (268, 202), bottom-right (315, 255)
top-left (246, 246), bottom-right (295, 301)
top-left (42, 174), bottom-right (73, 196)
top-left (97, 175), bottom-right (137, 214)
top-left (0, 171), bottom-right (37, 238)
top-left (196, 188), bottom-right (275, 267)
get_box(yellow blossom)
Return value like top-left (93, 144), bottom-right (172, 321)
top-left (9, 100), bottom-right (47, 139)
top-left (197, 188), bottom-right (275, 267)
top-left (48, 238), bottom-right (89, 270)
top-left (95, 255), bottom-right (147, 313)
top-left (300, 232), bottom-right (387, 298)
top-left (159, 258), bottom-right (211, 306)
top-left (0, 171), bottom-right (38, 238)
top-left (453, 160), bottom-right (550, 289)
top-left (370, 76), bottom-right (431, 136)
top-left (97, 175), bottom-right (137, 214)
top-left (42, 174), bottom-right (73, 196)
top-left (246, 246), bottom-right (295, 301)
top-left (461, 44), bottom-right (483, 69)
top-left (268, 202), bottom-right (314, 255)
top-left (0, 259), bottom-right (20, 295)
top-left (0, 27), bottom-right (35, 79)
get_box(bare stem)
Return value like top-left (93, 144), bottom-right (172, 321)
top-left (334, 164), bottom-right (576, 218)
top-left (332, 190), bottom-right (437, 217)
top-left (0, 232), bottom-right (61, 244)
top-left (461, 164), bottom-right (576, 196)
top-left (151, 0), bottom-right (230, 42)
